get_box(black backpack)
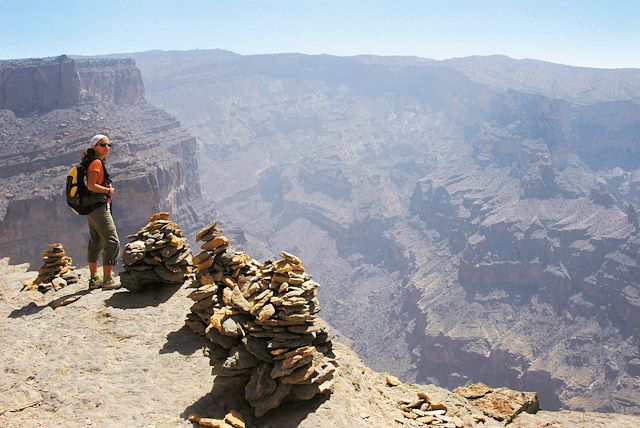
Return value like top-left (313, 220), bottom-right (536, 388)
top-left (66, 152), bottom-right (110, 215)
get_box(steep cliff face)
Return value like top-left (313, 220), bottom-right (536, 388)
top-left (0, 56), bottom-right (80, 116)
top-left (76, 58), bottom-right (145, 104)
top-left (0, 57), bottom-right (211, 267)
top-left (0, 56), bottom-right (144, 117)
top-left (408, 161), bottom-right (639, 411)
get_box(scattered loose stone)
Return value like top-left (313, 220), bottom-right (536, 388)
top-left (49, 294), bottom-right (82, 309)
top-left (386, 375), bottom-right (401, 386)
top-left (22, 243), bottom-right (79, 293)
top-left (224, 409), bottom-right (245, 428)
top-left (399, 391), bottom-right (456, 426)
top-left (453, 382), bottom-right (539, 423)
top-left (185, 220), bottom-right (337, 416)
top-left (119, 212), bottom-right (192, 292)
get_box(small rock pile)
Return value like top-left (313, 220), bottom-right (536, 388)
top-left (119, 212), bottom-right (192, 292)
top-left (23, 243), bottom-right (79, 292)
top-left (453, 383), bottom-right (539, 423)
top-left (185, 221), bottom-right (337, 417)
top-left (395, 383), bottom-right (540, 426)
top-left (396, 391), bottom-right (464, 426)
top-left (189, 410), bottom-right (245, 428)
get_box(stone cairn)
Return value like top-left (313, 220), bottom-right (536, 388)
top-left (185, 221), bottom-right (337, 417)
top-left (23, 243), bottom-right (79, 292)
top-left (119, 212), bottom-right (192, 292)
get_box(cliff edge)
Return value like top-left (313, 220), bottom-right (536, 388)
top-left (1, 258), bottom-right (638, 427)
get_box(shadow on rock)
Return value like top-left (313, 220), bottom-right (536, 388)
top-left (104, 283), bottom-right (182, 309)
top-left (183, 375), bottom-right (329, 428)
top-left (181, 378), bottom-right (239, 423)
top-left (8, 289), bottom-right (92, 318)
top-left (255, 393), bottom-right (329, 428)
top-left (8, 301), bottom-right (49, 318)
top-left (160, 325), bottom-right (209, 356)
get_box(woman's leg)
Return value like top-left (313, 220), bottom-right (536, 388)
top-left (87, 204), bottom-right (120, 286)
top-left (87, 215), bottom-right (103, 287)
top-left (100, 204), bottom-right (120, 279)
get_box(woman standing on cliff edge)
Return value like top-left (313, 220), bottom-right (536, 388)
top-left (82, 133), bottom-right (120, 290)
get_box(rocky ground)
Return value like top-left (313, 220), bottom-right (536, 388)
top-left (2, 257), bottom-right (640, 427)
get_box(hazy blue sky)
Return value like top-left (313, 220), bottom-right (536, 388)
top-left (1, 0), bottom-right (638, 68)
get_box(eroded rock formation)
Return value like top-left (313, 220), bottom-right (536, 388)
top-left (0, 56), bottom-right (80, 116)
top-left (0, 56), bottom-right (212, 267)
top-left (128, 50), bottom-right (640, 414)
top-left (77, 58), bottom-right (145, 104)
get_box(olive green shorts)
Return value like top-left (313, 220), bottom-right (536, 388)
top-left (87, 203), bottom-right (120, 266)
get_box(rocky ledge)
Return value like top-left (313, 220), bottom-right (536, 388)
top-left (2, 257), bottom-right (640, 427)
top-left (0, 57), bottom-right (212, 266)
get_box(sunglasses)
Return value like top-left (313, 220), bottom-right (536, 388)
top-left (99, 143), bottom-right (111, 148)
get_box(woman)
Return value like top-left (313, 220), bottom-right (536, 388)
top-left (83, 133), bottom-right (120, 289)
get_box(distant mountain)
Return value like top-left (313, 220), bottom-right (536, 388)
top-left (443, 55), bottom-right (640, 105)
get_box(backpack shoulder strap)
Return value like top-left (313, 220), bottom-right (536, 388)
top-left (82, 157), bottom-right (109, 183)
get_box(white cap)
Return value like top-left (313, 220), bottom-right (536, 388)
top-left (90, 134), bottom-right (108, 146)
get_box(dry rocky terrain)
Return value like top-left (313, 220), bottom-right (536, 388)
top-left (2, 52), bottom-right (639, 422)
top-left (0, 56), bottom-right (212, 267)
top-left (2, 257), bottom-right (640, 427)
top-left (124, 50), bottom-right (640, 413)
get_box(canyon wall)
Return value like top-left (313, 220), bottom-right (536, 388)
top-left (0, 56), bottom-right (80, 116)
top-left (126, 50), bottom-right (640, 414)
top-left (0, 57), bottom-right (211, 267)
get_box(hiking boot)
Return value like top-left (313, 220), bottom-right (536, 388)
top-left (88, 275), bottom-right (102, 289)
top-left (101, 276), bottom-right (120, 290)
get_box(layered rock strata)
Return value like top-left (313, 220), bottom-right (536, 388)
top-left (22, 243), bottom-right (79, 293)
top-left (76, 58), bottom-right (145, 104)
top-left (0, 56), bottom-right (212, 267)
top-left (0, 56), bottom-right (80, 115)
top-left (119, 212), bottom-right (192, 292)
top-left (408, 159), bottom-right (640, 411)
top-left (185, 221), bottom-right (336, 416)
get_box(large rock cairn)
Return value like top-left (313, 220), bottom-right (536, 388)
top-left (23, 243), bottom-right (79, 292)
top-left (185, 221), bottom-right (337, 417)
top-left (119, 212), bottom-right (192, 292)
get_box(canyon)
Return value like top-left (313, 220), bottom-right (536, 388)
top-left (1, 51), bottom-right (639, 417)
top-left (123, 50), bottom-right (640, 414)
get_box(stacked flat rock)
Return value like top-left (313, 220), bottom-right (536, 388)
top-left (397, 392), bottom-right (458, 426)
top-left (119, 212), bottom-right (193, 292)
top-left (24, 243), bottom-right (79, 292)
top-left (185, 221), bottom-right (337, 417)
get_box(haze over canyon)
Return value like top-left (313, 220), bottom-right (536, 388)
top-left (1, 50), bottom-right (639, 419)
